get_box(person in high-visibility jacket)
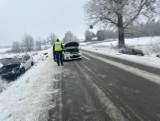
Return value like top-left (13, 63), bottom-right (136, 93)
top-left (53, 39), bottom-right (63, 66)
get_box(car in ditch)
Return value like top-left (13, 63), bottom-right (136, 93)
top-left (119, 48), bottom-right (144, 56)
top-left (0, 55), bottom-right (34, 80)
top-left (63, 41), bottom-right (82, 60)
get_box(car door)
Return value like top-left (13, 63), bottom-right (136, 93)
top-left (22, 55), bottom-right (30, 70)
top-left (25, 55), bottom-right (31, 69)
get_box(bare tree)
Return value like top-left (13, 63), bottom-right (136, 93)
top-left (85, 30), bottom-right (96, 41)
top-left (35, 41), bottom-right (42, 51)
top-left (23, 34), bottom-right (34, 52)
top-left (42, 40), bottom-right (47, 45)
top-left (12, 41), bottom-right (21, 53)
top-left (63, 31), bottom-right (79, 43)
top-left (96, 30), bottom-right (116, 40)
top-left (84, 0), bottom-right (160, 48)
top-left (35, 37), bottom-right (42, 51)
top-left (47, 33), bottom-right (58, 45)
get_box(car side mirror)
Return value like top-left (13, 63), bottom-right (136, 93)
top-left (90, 25), bottom-right (93, 29)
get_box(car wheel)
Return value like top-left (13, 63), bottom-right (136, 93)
top-left (31, 62), bottom-right (34, 66)
top-left (21, 68), bottom-right (25, 74)
top-left (137, 53), bottom-right (143, 56)
top-left (16, 68), bottom-right (21, 76)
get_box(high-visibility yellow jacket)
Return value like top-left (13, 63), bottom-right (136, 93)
top-left (54, 42), bottom-right (63, 51)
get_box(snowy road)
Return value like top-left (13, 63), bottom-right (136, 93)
top-left (51, 50), bottom-right (160, 121)
top-left (1, 49), bottom-right (160, 121)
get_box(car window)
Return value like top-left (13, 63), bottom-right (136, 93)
top-left (23, 56), bottom-right (30, 62)
top-left (18, 58), bottom-right (22, 62)
top-left (136, 50), bottom-right (142, 53)
top-left (25, 56), bottom-right (30, 61)
top-left (125, 49), bottom-right (131, 52)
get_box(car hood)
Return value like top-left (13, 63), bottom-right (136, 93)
top-left (0, 64), bottom-right (20, 74)
top-left (64, 42), bottom-right (79, 48)
top-left (64, 42), bottom-right (80, 51)
top-left (0, 58), bottom-right (21, 66)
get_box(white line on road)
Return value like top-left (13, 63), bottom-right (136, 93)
top-left (83, 51), bottom-right (160, 86)
top-left (82, 55), bottom-right (90, 60)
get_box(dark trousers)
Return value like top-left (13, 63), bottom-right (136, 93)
top-left (55, 51), bottom-right (63, 66)
top-left (53, 51), bottom-right (56, 62)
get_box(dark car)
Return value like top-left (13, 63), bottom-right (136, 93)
top-left (0, 55), bottom-right (34, 80)
top-left (63, 42), bottom-right (82, 60)
top-left (0, 57), bottom-right (21, 80)
top-left (119, 48), bottom-right (144, 56)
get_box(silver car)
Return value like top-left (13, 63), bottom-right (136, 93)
top-left (63, 42), bottom-right (82, 60)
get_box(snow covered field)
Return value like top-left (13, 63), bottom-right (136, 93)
top-left (81, 36), bottom-right (160, 69)
top-left (0, 36), bottom-right (160, 121)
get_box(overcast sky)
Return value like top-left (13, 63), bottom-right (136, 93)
top-left (0, 0), bottom-right (90, 46)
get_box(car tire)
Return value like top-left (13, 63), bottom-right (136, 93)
top-left (31, 62), bottom-right (34, 66)
top-left (137, 53), bottom-right (143, 56)
top-left (21, 68), bottom-right (25, 74)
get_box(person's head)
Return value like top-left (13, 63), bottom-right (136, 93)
top-left (56, 39), bottom-right (60, 42)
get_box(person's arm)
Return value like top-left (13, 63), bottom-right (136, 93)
top-left (61, 43), bottom-right (63, 50)
top-left (53, 44), bottom-right (55, 52)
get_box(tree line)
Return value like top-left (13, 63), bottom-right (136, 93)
top-left (11, 31), bottom-right (79, 53)
top-left (12, 34), bottom-right (51, 53)
top-left (84, 21), bottom-right (160, 41)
